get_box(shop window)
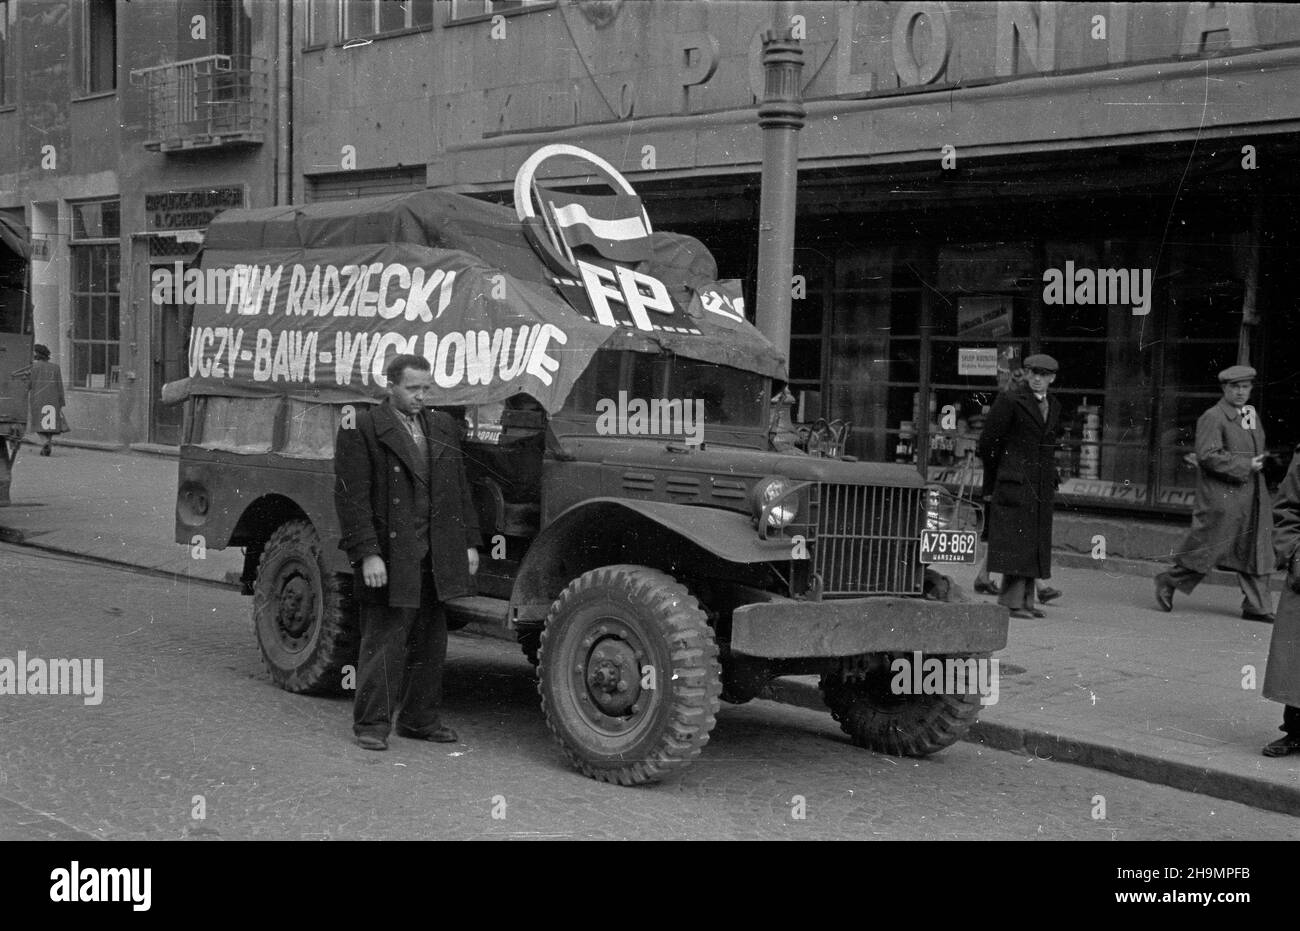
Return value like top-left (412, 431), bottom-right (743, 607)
top-left (69, 198), bottom-right (121, 391)
top-left (341, 0), bottom-right (435, 40)
top-left (922, 242), bottom-right (1034, 476)
top-left (78, 0), bottom-right (117, 94)
top-left (0, 0), bottom-right (15, 106)
top-left (788, 248), bottom-right (828, 418)
top-left (1151, 246), bottom-right (1246, 507)
top-left (304, 0), bottom-right (330, 47)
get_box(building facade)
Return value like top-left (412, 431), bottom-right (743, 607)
top-left (0, 0), bottom-right (286, 446)
top-left (2, 0), bottom-right (1298, 518)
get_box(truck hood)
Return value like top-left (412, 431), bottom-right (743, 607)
top-left (561, 435), bottom-right (927, 488)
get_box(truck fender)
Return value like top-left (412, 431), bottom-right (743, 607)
top-left (507, 497), bottom-right (793, 626)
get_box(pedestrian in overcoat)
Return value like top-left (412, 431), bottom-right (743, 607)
top-left (976, 353), bottom-right (1061, 618)
top-left (22, 344), bottom-right (68, 456)
top-left (1155, 365), bottom-right (1274, 620)
top-left (334, 353), bottom-right (480, 750)
top-left (1262, 446), bottom-right (1300, 756)
top-left (973, 360), bottom-right (1062, 605)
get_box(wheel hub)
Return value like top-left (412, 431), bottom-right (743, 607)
top-left (584, 638), bottom-right (639, 716)
top-left (275, 570), bottom-right (316, 647)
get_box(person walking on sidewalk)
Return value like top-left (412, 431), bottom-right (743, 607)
top-left (1262, 446), bottom-right (1300, 756)
top-left (973, 361), bottom-right (1062, 605)
top-left (976, 354), bottom-right (1062, 619)
top-left (333, 353), bottom-right (481, 751)
top-left (17, 344), bottom-right (68, 456)
top-left (1154, 365), bottom-right (1275, 621)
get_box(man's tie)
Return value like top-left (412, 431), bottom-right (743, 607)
top-left (1036, 395), bottom-right (1048, 422)
top-left (403, 412), bottom-right (427, 457)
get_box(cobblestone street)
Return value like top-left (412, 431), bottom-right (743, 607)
top-left (2, 544), bottom-right (1296, 841)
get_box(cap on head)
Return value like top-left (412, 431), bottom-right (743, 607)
top-left (1023, 353), bottom-right (1058, 374)
top-left (33, 344), bottom-right (50, 360)
top-left (1218, 364), bottom-right (1256, 384)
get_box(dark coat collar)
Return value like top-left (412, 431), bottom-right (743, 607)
top-left (1010, 383), bottom-right (1056, 426)
top-left (372, 402), bottom-right (431, 483)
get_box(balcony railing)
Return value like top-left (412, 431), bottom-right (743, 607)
top-left (130, 55), bottom-right (269, 153)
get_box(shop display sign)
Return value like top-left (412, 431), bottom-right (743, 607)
top-left (145, 187), bottom-right (245, 232)
top-left (958, 347), bottom-right (998, 376)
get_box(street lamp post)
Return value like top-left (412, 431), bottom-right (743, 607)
top-left (755, 7), bottom-right (805, 446)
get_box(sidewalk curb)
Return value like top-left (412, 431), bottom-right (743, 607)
top-left (0, 530), bottom-right (238, 593)
top-left (764, 677), bottom-right (1300, 818)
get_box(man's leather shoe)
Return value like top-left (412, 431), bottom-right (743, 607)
top-left (1242, 610), bottom-right (1275, 622)
top-left (356, 733), bottom-right (388, 751)
top-left (397, 724), bottom-right (459, 743)
top-left (1154, 575), bottom-right (1174, 612)
top-left (1036, 587), bottom-right (1062, 604)
top-left (1009, 608), bottom-right (1043, 619)
top-left (1262, 733), bottom-right (1300, 757)
top-left (973, 578), bottom-right (1000, 595)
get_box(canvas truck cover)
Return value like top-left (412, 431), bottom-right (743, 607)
top-left (185, 189), bottom-right (786, 413)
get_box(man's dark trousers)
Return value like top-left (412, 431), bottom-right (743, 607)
top-left (354, 555), bottom-right (448, 739)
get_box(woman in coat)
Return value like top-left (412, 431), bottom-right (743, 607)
top-left (976, 354), bottom-right (1061, 618)
top-left (1263, 448), bottom-right (1300, 756)
top-left (24, 344), bottom-right (68, 456)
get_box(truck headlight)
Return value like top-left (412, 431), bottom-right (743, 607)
top-left (751, 476), bottom-right (800, 532)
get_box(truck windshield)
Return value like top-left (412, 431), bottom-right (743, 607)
top-left (561, 350), bottom-right (768, 431)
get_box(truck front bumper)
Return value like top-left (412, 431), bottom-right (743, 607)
top-left (729, 597), bottom-right (1008, 659)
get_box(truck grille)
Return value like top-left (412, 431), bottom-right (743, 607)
top-left (812, 483), bottom-right (925, 596)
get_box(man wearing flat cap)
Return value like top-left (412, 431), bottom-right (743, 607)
top-left (977, 353), bottom-right (1062, 618)
top-left (1155, 365), bottom-right (1275, 620)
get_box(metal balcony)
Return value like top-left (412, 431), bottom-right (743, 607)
top-left (130, 55), bottom-right (269, 153)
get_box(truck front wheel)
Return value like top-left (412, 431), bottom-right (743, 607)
top-left (819, 655), bottom-right (985, 757)
top-left (538, 565), bottom-right (721, 785)
top-left (252, 520), bottom-right (358, 694)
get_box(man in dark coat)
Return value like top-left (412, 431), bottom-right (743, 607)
top-left (1154, 365), bottom-right (1274, 621)
top-left (334, 353), bottom-right (480, 751)
top-left (976, 354), bottom-right (1061, 619)
top-left (973, 361), bottom-right (1062, 604)
top-left (1262, 447), bottom-right (1300, 756)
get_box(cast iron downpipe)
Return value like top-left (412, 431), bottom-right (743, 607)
top-left (754, 4), bottom-right (805, 367)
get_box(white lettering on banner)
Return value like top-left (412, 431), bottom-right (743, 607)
top-left (188, 321), bottom-right (568, 389)
top-left (286, 264), bottom-right (308, 315)
top-left (379, 264), bottom-right (410, 319)
top-left (200, 262), bottom-right (459, 323)
top-left (700, 287), bottom-right (745, 323)
top-left (575, 259), bottom-right (684, 332)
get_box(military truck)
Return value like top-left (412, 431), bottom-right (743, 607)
top-left (174, 145), bottom-right (1007, 785)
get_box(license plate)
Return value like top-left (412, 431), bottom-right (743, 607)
top-left (920, 529), bottom-right (978, 564)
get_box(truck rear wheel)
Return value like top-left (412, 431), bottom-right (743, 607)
top-left (819, 655), bottom-right (985, 757)
top-left (252, 520), bottom-right (358, 694)
top-left (538, 565), bottom-right (721, 785)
